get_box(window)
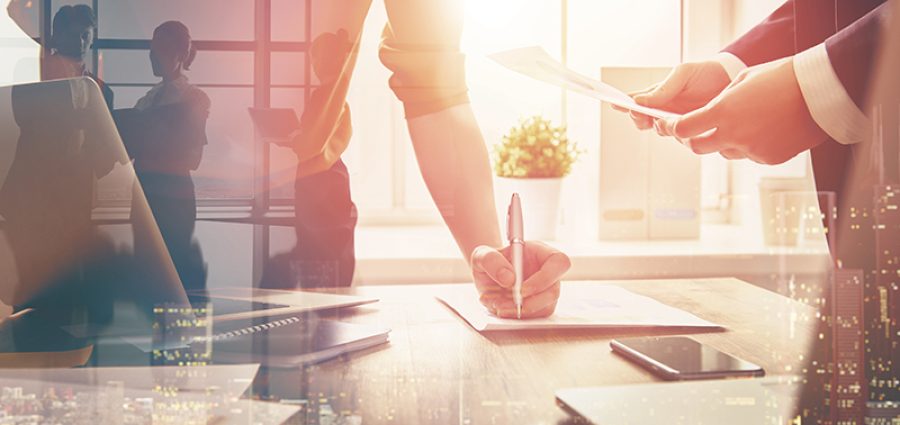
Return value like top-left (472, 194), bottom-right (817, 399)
top-left (34, 0), bottom-right (315, 209)
top-left (4, 0), bottom-right (811, 238)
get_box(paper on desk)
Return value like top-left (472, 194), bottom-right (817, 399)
top-left (437, 285), bottom-right (721, 331)
top-left (489, 46), bottom-right (680, 120)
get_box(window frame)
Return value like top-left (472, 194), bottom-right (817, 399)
top-left (30, 0), bottom-right (746, 227)
top-left (39, 0), bottom-right (311, 216)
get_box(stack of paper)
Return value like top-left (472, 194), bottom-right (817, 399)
top-left (437, 285), bottom-right (722, 332)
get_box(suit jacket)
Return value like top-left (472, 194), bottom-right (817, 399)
top-left (722, 0), bottom-right (888, 210)
top-left (722, 1), bottom-right (898, 418)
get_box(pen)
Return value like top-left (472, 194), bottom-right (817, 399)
top-left (507, 193), bottom-right (524, 319)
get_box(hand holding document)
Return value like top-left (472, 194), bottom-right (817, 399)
top-left (489, 46), bottom-right (680, 120)
top-left (438, 284), bottom-right (721, 332)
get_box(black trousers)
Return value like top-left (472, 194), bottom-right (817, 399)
top-left (132, 172), bottom-right (206, 293)
top-left (261, 159), bottom-right (358, 289)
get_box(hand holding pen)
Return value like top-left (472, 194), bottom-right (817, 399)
top-left (470, 194), bottom-right (571, 319)
top-left (508, 193), bottom-right (524, 318)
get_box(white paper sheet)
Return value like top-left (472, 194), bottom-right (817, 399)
top-left (437, 285), bottom-right (721, 331)
top-left (489, 46), bottom-right (680, 120)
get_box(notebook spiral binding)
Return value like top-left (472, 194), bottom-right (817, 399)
top-left (195, 316), bottom-right (304, 344)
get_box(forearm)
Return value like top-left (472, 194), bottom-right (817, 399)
top-left (407, 104), bottom-right (503, 263)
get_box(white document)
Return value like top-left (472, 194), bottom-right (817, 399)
top-left (437, 285), bottom-right (721, 331)
top-left (489, 46), bottom-right (680, 120)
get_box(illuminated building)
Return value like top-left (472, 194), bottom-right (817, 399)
top-left (151, 303), bottom-right (213, 366)
top-left (870, 185), bottom-right (899, 404)
top-left (831, 268), bottom-right (866, 424)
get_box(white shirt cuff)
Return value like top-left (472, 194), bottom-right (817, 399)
top-left (713, 52), bottom-right (747, 81)
top-left (792, 43), bottom-right (870, 145)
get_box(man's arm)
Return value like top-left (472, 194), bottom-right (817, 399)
top-left (792, 3), bottom-right (889, 145)
top-left (722, 1), bottom-right (797, 67)
top-left (821, 2), bottom-right (889, 108)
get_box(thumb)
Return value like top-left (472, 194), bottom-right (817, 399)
top-left (634, 66), bottom-right (691, 108)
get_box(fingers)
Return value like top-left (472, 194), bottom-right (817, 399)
top-left (684, 130), bottom-right (729, 155)
top-left (628, 66), bottom-right (692, 133)
top-left (473, 242), bottom-right (569, 319)
top-left (615, 84), bottom-right (660, 129)
top-left (471, 245), bottom-right (515, 288)
top-left (670, 103), bottom-right (720, 140)
top-left (630, 110), bottom-right (655, 130)
top-left (521, 250), bottom-right (571, 297)
top-left (719, 148), bottom-right (746, 160)
top-left (614, 84), bottom-right (659, 113)
top-left (632, 66), bottom-right (689, 108)
top-left (491, 282), bottom-right (561, 319)
top-left (610, 104), bottom-right (630, 113)
top-left (653, 118), bottom-right (672, 137)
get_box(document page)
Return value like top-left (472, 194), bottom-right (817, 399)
top-left (437, 284), bottom-right (721, 332)
top-left (489, 46), bottom-right (680, 120)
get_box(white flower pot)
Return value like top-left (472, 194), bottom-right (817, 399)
top-left (494, 177), bottom-right (563, 241)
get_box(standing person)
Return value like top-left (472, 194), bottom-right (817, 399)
top-left (127, 21), bottom-right (210, 292)
top-left (6, 1), bottom-right (113, 108)
top-left (619, 0), bottom-right (895, 420)
top-left (260, 0), bottom-right (568, 318)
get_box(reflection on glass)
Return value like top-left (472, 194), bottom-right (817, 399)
top-left (0, 78), bottom-right (191, 365)
top-left (115, 21), bottom-right (209, 292)
top-left (97, 0), bottom-right (254, 41)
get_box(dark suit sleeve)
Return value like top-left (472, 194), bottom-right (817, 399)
top-left (824, 3), bottom-right (890, 108)
top-left (723, 1), bottom-right (797, 67)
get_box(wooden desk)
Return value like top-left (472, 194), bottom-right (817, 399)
top-left (255, 278), bottom-right (816, 424)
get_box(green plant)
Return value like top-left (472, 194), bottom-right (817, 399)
top-left (493, 115), bottom-right (581, 178)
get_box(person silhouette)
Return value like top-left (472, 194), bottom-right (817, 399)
top-left (6, 1), bottom-right (114, 109)
top-left (127, 21), bottom-right (210, 293)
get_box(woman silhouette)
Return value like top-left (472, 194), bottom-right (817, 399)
top-left (130, 21), bottom-right (210, 292)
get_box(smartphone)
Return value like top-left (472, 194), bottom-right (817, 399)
top-left (610, 336), bottom-right (765, 381)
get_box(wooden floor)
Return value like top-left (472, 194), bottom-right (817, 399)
top-left (255, 278), bottom-right (817, 424)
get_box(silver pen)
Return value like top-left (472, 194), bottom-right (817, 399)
top-left (507, 193), bottom-right (524, 319)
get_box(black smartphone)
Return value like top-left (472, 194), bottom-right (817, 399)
top-left (610, 336), bottom-right (765, 381)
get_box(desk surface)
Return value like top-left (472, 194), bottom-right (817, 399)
top-left (256, 278), bottom-right (816, 424)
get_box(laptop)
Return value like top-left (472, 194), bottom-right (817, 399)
top-left (555, 376), bottom-right (801, 424)
top-left (248, 107), bottom-right (301, 145)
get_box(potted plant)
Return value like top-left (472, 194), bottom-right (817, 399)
top-left (493, 115), bottom-right (581, 240)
